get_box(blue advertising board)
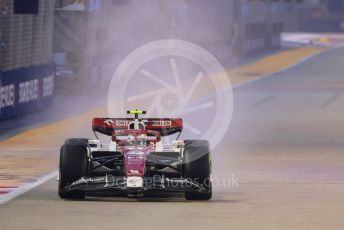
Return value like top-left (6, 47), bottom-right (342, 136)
top-left (0, 63), bottom-right (55, 119)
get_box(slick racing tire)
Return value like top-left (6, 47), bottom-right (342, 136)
top-left (182, 140), bottom-right (212, 201)
top-left (65, 138), bottom-right (90, 146)
top-left (58, 142), bottom-right (88, 199)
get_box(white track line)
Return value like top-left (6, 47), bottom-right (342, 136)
top-left (0, 170), bottom-right (58, 206)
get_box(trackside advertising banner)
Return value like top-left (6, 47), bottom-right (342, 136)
top-left (0, 63), bottom-right (55, 119)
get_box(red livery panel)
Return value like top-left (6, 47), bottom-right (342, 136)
top-left (92, 118), bottom-right (183, 136)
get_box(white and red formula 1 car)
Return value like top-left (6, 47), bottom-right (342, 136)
top-left (58, 110), bottom-right (212, 200)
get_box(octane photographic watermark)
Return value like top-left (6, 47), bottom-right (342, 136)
top-left (103, 174), bottom-right (240, 189)
top-left (108, 39), bottom-right (234, 150)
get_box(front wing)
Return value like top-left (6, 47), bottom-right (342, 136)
top-left (62, 175), bottom-right (208, 195)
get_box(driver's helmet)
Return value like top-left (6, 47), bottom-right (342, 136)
top-left (128, 122), bottom-right (145, 130)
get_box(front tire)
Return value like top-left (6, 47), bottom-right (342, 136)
top-left (58, 142), bottom-right (88, 199)
top-left (65, 138), bottom-right (90, 146)
top-left (182, 140), bottom-right (212, 201)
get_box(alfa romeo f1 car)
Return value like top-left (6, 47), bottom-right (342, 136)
top-left (58, 110), bottom-right (212, 200)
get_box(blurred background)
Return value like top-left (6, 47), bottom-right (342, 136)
top-left (1, 1), bottom-right (344, 229)
top-left (0, 0), bottom-right (344, 120)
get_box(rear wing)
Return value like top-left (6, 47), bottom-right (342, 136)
top-left (92, 118), bottom-right (183, 137)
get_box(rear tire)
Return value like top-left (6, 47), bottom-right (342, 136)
top-left (58, 142), bottom-right (88, 199)
top-left (182, 140), bottom-right (212, 201)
